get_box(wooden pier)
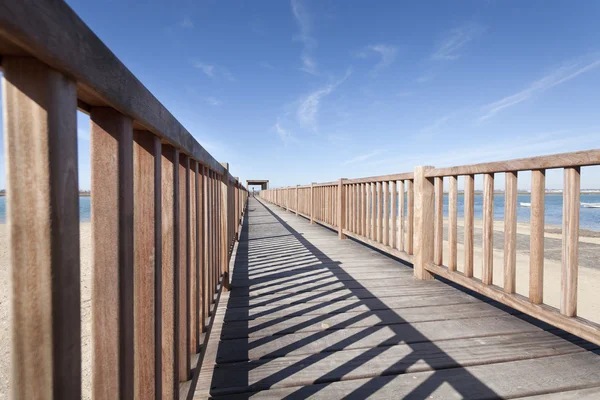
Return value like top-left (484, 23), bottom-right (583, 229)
top-left (194, 197), bottom-right (600, 399)
top-left (2, 1), bottom-right (600, 399)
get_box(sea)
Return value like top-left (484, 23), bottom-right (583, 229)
top-left (0, 194), bottom-right (599, 231)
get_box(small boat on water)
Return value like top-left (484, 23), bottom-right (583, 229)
top-left (520, 202), bottom-right (531, 207)
top-left (581, 202), bottom-right (600, 208)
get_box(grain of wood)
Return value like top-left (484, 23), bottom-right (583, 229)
top-left (448, 176), bottom-right (458, 271)
top-left (414, 166), bottom-right (435, 280)
top-left (133, 130), bottom-right (157, 400)
top-left (91, 107), bottom-right (134, 400)
top-left (482, 173), bottom-right (494, 285)
top-left (530, 169), bottom-right (545, 303)
top-left (383, 181), bottom-right (389, 246)
top-left (406, 179), bottom-right (414, 255)
top-left (464, 174), bottom-right (475, 277)
top-left (398, 180), bottom-right (405, 251)
top-left (434, 176), bottom-right (443, 266)
top-left (391, 181), bottom-right (397, 249)
top-left (3, 57), bottom-right (81, 399)
top-left (504, 171), bottom-right (517, 293)
top-left (561, 167), bottom-right (580, 317)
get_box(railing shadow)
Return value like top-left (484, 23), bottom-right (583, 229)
top-left (207, 197), bottom-right (591, 399)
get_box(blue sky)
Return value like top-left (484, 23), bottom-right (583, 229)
top-left (2, 0), bottom-right (600, 190)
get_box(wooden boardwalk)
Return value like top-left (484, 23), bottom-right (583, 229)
top-left (195, 197), bottom-right (600, 399)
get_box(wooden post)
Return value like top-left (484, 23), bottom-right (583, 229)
top-left (434, 177), bottom-right (443, 266)
top-left (414, 166), bottom-right (435, 280)
top-left (338, 179), bottom-right (347, 239)
top-left (561, 167), bottom-right (580, 317)
top-left (391, 181), bottom-right (397, 249)
top-left (295, 184), bottom-right (299, 215)
top-left (178, 155), bottom-right (189, 381)
top-left (3, 57), bottom-right (81, 399)
top-left (530, 169), bottom-right (545, 303)
top-left (464, 174), bottom-right (475, 278)
top-left (91, 107), bottom-right (134, 400)
top-left (406, 180), bottom-right (414, 254)
top-left (133, 131), bottom-right (160, 399)
top-left (220, 163), bottom-right (230, 291)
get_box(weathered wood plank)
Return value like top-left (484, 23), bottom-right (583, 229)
top-left (448, 175), bottom-right (458, 271)
top-left (530, 169), bottom-right (545, 303)
top-left (91, 107), bottom-right (134, 400)
top-left (464, 174), bottom-right (475, 277)
top-left (482, 173), bottom-right (494, 285)
top-left (504, 171), bottom-right (517, 293)
top-left (561, 167), bottom-right (580, 316)
top-left (133, 130), bottom-right (158, 399)
top-left (3, 57), bottom-right (81, 399)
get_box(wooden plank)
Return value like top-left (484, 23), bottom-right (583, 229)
top-left (371, 183), bottom-right (376, 240)
top-left (198, 165), bottom-right (205, 334)
top-left (161, 146), bottom-right (177, 400)
top-left (426, 149), bottom-right (600, 177)
top-left (377, 182), bottom-right (383, 243)
top-left (504, 171), bottom-right (518, 293)
top-left (561, 167), bottom-right (580, 317)
top-left (426, 262), bottom-right (600, 346)
top-left (205, 331), bottom-right (591, 396)
top-left (530, 169), bottom-right (545, 303)
top-left (448, 175), bottom-right (458, 271)
top-left (219, 301), bottom-right (519, 339)
top-left (213, 314), bottom-right (541, 362)
top-left (3, 57), bottom-right (81, 399)
top-left (361, 183), bottom-right (367, 236)
top-left (153, 136), bottom-right (162, 398)
top-left (0, 0), bottom-right (230, 176)
top-left (482, 173), bottom-right (494, 285)
top-left (464, 174), bottom-right (475, 277)
top-left (434, 176), bottom-right (443, 265)
top-left (406, 179), bottom-right (414, 254)
top-left (132, 130), bottom-right (158, 400)
top-left (212, 352), bottom-right (600, 399)
top-left (91, 107), bottom-right (134, 400)
top-left (203, 167), bottom-right (210, 328)
top-left (414, 167), bottom-right (434, 280)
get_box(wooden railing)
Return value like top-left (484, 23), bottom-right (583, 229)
top-left (0, 1), bottom-right (247, 399)
top-left (261, 149), bottom-right (600, 346)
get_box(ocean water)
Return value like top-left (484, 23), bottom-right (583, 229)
top-left (0, 196), bottom-right (91, 223)
top-left (1, 194), bottom-right (599, 230)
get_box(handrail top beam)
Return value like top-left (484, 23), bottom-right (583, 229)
top-left (0, 0), bottom-right (229, 177)
top-left (425, 149), bottom-right (600, 177)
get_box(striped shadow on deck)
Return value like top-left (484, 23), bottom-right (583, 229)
top-left (194, 197), bottom-right (600, 399)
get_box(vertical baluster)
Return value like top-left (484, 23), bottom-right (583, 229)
top-left (377, 182), bottom-right (383, 243)
top-left (188, 161), bottom-right (197, 355)
top-left (91, 107), bottom-right (134, 400)
top-left (561, 167), bottom-right (580, 316)
top-left (530, 169), bottom-right (545, 303)
top-left (133, 131), bottom-right (159, 399)
top-left (406, 180), bottom-right (414, 255)
top-left (482, 173), bottom-right (494, 285)
top-left (391, 181), bottom-right (397, 249)
top-left (370, 183), bottom-right (376, 240)
top-left (434, 177), bottom-right (443, 266)
top-left (338, 178), bottom-right (346, 239)
top-left (197, 164), bottom-right (205, 334)
top-left (399, 180), bottom-right (405, 251)
top-left (203, 167), bottom-right (210, 328)
top-left (4, 58), bottom-right (80, 399)
top-left (448, 176), bottom-right (458, 271)
top-left (504, 171), bottom-right (517, 293)
top-left (178, 156), bottom-right (189, 380)
top-left (384, 181), bottom-right (389, 246)
top-left (310, 183), bottom-right (315, 223)
top-left (160, 146), bottom-right (177, 399)
top-left (464, 174), bottom-right (475, 278)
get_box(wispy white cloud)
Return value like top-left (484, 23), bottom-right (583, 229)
top-left (431, 23), bottom-right (482, 61)
top-left (204, 97), bottom-right (223, 106)
top-left (291, 0), bottom-right (318, 75)
top-left (180, 17), bottom-right (194, 29)
top-left (342, 149), bottom-right (385, 166)
top-left (274, 122), bottom-right (294, 144)
top-left (297, 69), bottom-right (352, 129)
top-left (480, 56), bottom-right (600, 121)
top-left (194, 62), bottom-right (235, 81)
top-left (368, 44), bottom-right (397, 72)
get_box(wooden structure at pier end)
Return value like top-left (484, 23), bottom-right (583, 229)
top-left (2, 1), bottom-right (600, 399)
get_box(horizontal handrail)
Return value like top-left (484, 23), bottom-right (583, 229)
top-left (261, 148), bottom-right (600, 347)
top-left (0, 0), bottom-right (229, 176)
top-left (1, 2), bottom-right (248, 399)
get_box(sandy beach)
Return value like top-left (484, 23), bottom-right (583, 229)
top-left (0, 219), bottom-right (599, 398)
